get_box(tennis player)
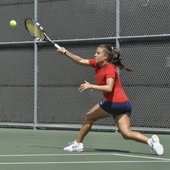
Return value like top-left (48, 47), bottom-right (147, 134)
top-left (57, 44), bottom-right (164, 155)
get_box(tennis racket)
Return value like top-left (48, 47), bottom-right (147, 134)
top-left (24, 18), bottom-right (61, 49)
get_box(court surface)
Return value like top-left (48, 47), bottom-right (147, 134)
top-left (0, 128), bottom-right (169, 170)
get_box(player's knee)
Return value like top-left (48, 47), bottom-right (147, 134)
top-left (85, 113), bottom-right (97, 123)
top-left (121, 131), bottom-right (131, 140)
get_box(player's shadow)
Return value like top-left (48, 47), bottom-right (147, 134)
top-left (92, 148), bottom-right (155, 156)
top-left (55, 147), bottom-right (129, 153)
top-left (85, 148), bottom-right (130, 153)
top-left (29, 146), bottom-right (155, 156)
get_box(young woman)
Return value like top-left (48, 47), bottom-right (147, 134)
top-left (57, 44), bottom-right (164, 156)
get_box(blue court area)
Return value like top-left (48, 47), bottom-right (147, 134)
top-left (0, 128), bottom-right (169, 170)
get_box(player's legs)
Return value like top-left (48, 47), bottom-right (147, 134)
top-left (76, 103), bottom-right (111, 143)
top-left (63, 103), bottom-right (111, 151)
top-left (114, 114), bottom-right (149, 143)
top-left (114, 114), bottom-right (164, 155)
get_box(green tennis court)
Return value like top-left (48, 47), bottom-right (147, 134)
top-left (0, 128), bottom-right (169, 170)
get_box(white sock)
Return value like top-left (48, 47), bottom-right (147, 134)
top-left (75, 141), bottom-right (81, 145)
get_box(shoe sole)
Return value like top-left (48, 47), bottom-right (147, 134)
top-left (151, 135), bottom-right (164, 156)
top-left (63, 148), bottom-right (83, 152)
top-left (153, 143), bottom-right (164, 156)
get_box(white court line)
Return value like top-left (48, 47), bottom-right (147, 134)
top-left (0, 153), bottom-right (112, 157)
top-left (0, 153), bottom-right (169, 165)
top-left (0, 153), bottom-right (169, 161)
top-left (0, 160), bottom-right (170, 165)
top-left (113, 153), bottom-right (170, 161)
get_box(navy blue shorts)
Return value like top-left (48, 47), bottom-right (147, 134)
top-left (99, 100), bottom-right (132, 117)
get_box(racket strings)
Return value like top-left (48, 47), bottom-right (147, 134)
top-left (25, 19), bottom-right (45, 40)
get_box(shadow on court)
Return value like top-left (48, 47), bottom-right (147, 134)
top-left (87, 148), bottom-right (130, 153)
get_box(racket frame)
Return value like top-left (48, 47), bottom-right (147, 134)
top-left (24, 18), bottom-right (60, 49)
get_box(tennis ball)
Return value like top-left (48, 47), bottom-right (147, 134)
top-left (10, 20), bottom-right (17, 27)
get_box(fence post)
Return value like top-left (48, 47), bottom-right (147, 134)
top-left (33, 0), bottom-right (38, 129)
top-left (116, 0), bottom-right (120, 48)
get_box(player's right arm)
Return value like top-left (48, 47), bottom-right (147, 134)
top-left (57, 47), bottom-right (90, 66)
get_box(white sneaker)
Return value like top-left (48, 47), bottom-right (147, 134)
top-left (148, 135), bottom-right (164, 156)
top-left (63, 141), bottom-right (84, 152)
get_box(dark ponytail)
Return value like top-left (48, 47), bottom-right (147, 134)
top-left (112, 47), bottom-right (133, 71)
top-left (99, 44), bottom-right (133, 72)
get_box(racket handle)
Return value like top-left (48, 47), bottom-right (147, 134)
top-left (54, 43), bottom-right (61, 49)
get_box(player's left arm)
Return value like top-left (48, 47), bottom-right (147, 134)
top-left (79, 78), bottom-right (114, 92)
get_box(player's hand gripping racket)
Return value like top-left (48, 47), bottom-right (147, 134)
top-left (24, 18), bottom-right (61, 49)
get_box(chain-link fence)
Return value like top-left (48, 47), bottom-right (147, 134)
top-left (0, 0), bottom-right (169, 133)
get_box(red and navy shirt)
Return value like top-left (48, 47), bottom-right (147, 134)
top-left (89, 59), bottom-right (128, 102)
